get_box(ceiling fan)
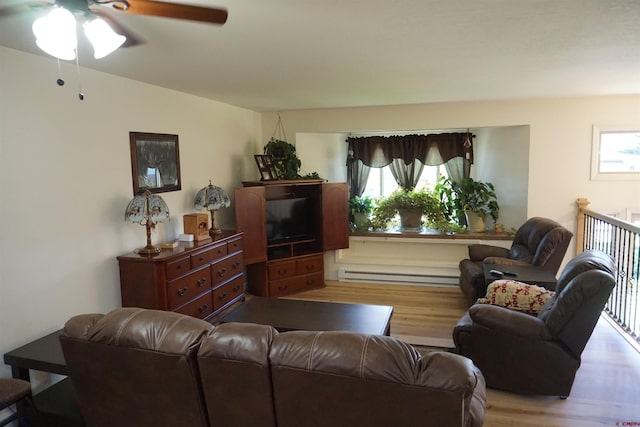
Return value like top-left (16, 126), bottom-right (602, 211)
top-left (0, 0), bottom-right (228, 56)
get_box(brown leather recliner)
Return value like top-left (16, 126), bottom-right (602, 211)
top-left (458, 216), bottom-right (573, 305)
top-left (60, 307), bottom-right (213, 427)
top-left (268, 330), bottom-right (486, 427)
top-left (453, 250), bottom-right (616, 397)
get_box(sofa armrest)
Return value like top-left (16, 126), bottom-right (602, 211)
top-left (468, 304), bottom-right (552, 340)
top-left (468, 244), bottom-right (509, 261)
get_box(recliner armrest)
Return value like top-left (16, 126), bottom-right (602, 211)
top-left (468, 304), bottom-right (552, 340)
top-left (482, 257), bottom-right (531, 267)
top-left (468, 244), bottom-right (509, 261)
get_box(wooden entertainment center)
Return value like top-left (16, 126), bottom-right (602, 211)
top-left (235, 180), bottom-right (349, 297)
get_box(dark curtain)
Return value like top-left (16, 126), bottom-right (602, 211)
top-left (347, 159), bottom-right (371, 198)
top-left (346, 132), bottom-right (474, 169)
top-left (389, 158), bottom-right (424, 190)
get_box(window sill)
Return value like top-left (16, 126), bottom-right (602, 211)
top-left (349, 228), bottom-right (513, 241)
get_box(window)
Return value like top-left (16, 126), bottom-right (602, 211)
top-left (591, 126), bottom-right (640, 181)
top-left (361, 164), bottom-right (448, 199)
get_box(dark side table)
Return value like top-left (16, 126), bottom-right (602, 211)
top-left (4, 330), bottom-right (84, 426)
top-left (483, 263), bottom-right (558, 291)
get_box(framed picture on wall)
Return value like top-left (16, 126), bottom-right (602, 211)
top-left (254, 154), bottom-right (278, 181)
top-left (130, 132), bottom-right (182, 195)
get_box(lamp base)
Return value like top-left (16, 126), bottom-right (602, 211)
top-left (209, 227), bottom-right (222, 236)
top-left (137, 245), bottom-right (161, 256)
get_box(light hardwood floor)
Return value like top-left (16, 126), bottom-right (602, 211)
top-left (285, 280), bottom-right (640, 427)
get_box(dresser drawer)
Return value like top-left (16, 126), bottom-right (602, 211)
top-left (268, 272), bottom-right (323, 297)
top-left (268, 259), bottom-right (297, 280)
top-left (296, 254), bottom-right (323, 275)
top-left (174, 291), bottom-right (214, 319)
top-left (227, 237), bottom-right (243, 254)
top-left (211, 253), bottom-right (244, 286)
top-left (191, 242), bottom-right (228, 268)
top-left (213, 275), bottom-right (244, 310)
top-left (166, 257), bottom-right (191, 281)
top-left (167, 266), bottom-right (211, 310)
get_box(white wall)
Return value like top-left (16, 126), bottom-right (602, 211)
top-left (474, 125), bottom-right (529, 228)
top-left (0, 47), bottom-right (260, 380)
top-left (262, 98), bottom-right (640, 253)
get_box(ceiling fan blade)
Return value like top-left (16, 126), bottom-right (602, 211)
top-left (112, 0), bottom-right (227, 25)
top-left (92, 9), bottom-right (144, 47)
top-left (0, 2), bottom-right (52, 18)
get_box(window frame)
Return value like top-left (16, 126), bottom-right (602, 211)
top-left (591, 125), bottom-right (640, 181)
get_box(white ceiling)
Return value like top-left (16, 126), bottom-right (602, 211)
top-left (1, 0), bottom-right (639, 112)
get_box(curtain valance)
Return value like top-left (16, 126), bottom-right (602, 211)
top-left (346, 132), bottom-right (473, 168)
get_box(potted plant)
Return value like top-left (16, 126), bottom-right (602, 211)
top-left (371, 188), bottom-right (448, 230)
top-left (435, 177), bottom-right (499, 232)
top-left (263, 138), bottom-right (321, 180)
top-left (349, 196), bottom-right (374, 229)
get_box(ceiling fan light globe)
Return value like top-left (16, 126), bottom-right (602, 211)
top-left (32, 7), bottom-right (78, 60)
top-left (84, 18), bottom-right (126, 59)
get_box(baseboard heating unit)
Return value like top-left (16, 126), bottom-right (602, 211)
top-left (338, 268), bottom-right (458, 286)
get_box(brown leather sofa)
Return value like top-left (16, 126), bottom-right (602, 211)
top-left (458, 216), bottom-right (573, 305)
top-left (453, 250), bottom-right (615, 397)
top-left (60, 308), bottom-right (487, 427)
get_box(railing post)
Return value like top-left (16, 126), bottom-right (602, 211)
top-left (576, 198), bottom-right (590, 254)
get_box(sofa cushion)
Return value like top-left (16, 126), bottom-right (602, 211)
top-left (478, 280), bottom-right (555, 313)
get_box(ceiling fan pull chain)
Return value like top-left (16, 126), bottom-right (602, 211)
top-left (56, 58), bottom-right (65, 87)
top-left (75, 51), bottom-right (85, 101)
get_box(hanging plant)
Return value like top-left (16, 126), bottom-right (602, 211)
top-left (264, 138), bottom-right (302, 180)
top-left (264, 113), bottom-right (321, 180)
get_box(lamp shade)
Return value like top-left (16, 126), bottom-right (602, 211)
top-left (194, 181), bottom-right (230, 236)
top-left (83, 17), bottom-right (126, 59)
top-left (125, 191), bottom-right (170, 255)
top-left (32, 7), bottom-right (78, 60)
top-left (125, 192), bottom-right (170, 225)
top-left (194, 181), bottom-right (230, 211)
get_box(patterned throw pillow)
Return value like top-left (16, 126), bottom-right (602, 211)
top-left (477, 280), bottom-right (555, 314)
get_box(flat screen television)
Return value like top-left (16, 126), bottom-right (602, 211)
top-left (265, 197), bottom-right (314, 243)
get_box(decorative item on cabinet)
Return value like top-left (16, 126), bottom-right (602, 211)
top-left (117, 231), bottom-right (245, 321)
top-left (194, 180), bottom-right (230, 236)
top-left (124, 190), bottom-right (170, 255)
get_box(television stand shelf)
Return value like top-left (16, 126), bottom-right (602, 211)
top-left (235, 180), bottom-right (349, 297)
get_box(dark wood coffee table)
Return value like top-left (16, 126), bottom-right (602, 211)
top-left (219, 297), bottom-right (393, 336)
top-left (483, 263), bottom-right (558, 290)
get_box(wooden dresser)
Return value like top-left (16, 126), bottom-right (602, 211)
top-left (117, 230), bottom-right (244, 321)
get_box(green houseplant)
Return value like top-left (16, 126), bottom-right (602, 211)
top-left (263, 138), bottom-right (321, 180)
top-left (371, 188), bottom-right (448, 231)
top-left (435, 177), bottom-right (499, 232)
top-left (349, 196), bottom-right (374, 229)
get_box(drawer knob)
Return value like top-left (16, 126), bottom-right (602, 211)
top-left (177, 287), bottom-right (188, 296)
top-left (217, 268), bottom-right (227, 277)
top-left (306, 279), bottom-right (315, 286)
top-left (232, 262), bottom-right (241, 269)
top-left (277, 269), bottom-right (287, 275)
top-left (278, 285), bottom-right (289, 291)
top-left (218, 292), bottom-right (228, 301)
top-left (232, 285), bottom-right (240, 292)
top-left (199, 304), bottom-right (209, 313)
top-left (197, 278), bottom-right (207, 287)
